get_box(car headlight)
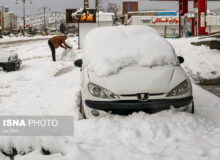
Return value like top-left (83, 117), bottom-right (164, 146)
top-left (8, 55), bottom-right (18, 62)
top-left (88, 83), bottom-right (119, 99)
top-left (166, 79), bottom-right (191, 97)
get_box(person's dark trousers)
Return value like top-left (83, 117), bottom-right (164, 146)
top-left (48, 40), bottom-right (56, 61)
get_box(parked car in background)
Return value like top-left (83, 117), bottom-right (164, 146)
top-left (75, 26), bottom-right (194, 118)
top-left (0, 49), bottom-right (22, 72)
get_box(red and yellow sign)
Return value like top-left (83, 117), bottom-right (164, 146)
top-left (80, 11), bottom-right (94, 22)
top-left (66, 9), bottom-right (96, 23)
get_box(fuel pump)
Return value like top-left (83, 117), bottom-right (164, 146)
top-left (184, 13), bottom-right (195, 37)
top-left (193, 0), bottom-right (207, 35)
top-left (179, 0), bottom-right (207, 37)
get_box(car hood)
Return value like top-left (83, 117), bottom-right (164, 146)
top-left (88, 65), bottom-right (182, 95)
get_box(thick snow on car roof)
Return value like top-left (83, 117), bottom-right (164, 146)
top-left (83, 26), bottom-right (177, 77)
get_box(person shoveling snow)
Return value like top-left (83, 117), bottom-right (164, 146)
top-left (48, 35), bottom-right (72, 62)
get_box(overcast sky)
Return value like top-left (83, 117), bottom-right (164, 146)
top-left (1, 0), bottom-right (220, 16)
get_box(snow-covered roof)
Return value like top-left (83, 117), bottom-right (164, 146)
top-left (97, 12), bottom-right (114, 22)
top-left (98, 11), bottom-right (115, 16)
top-left (83, 25), bottom-right (177, 76)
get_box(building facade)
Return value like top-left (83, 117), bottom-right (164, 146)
top-left (130, 11), bottom-right (220, 37)
top-left (3, 12), bottom-right (18, 31)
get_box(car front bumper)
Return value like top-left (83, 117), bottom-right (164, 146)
top-left (84, 96), bottom-right (193, 116)
top-left (3, 59), bottom-right (22, 71)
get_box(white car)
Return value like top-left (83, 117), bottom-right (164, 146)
top-left (0, 49), bottom-right (22, 72)
top-left (75, 26), bottom-right (194, 118)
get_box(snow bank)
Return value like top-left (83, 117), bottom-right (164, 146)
top-left (60, 38), bottom-right (78, 61)
top-left (0, 153), bottom-right (9, 160)
top-left (84, 26), bottom-right (178, 77)
top-left (60, 49), bottom-right (76, 61)
top-left (168, 37), bottom-right (220, 80)
top-left (193, 84), bottom-right (220, 124)
top-left (2, 110), bottom-right (220, 160)
top-left (66, 37), bottom-right (78, 50)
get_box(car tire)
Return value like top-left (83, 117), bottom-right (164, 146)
top-left (79, 92), bottom-right (86, 119)
top-left (0, 64), bottom-right (7, 71)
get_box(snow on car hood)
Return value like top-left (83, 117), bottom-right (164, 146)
top-left (88, 65), bottom-right (177, 95)
top-left (83, 26), bottom-right (178, 77)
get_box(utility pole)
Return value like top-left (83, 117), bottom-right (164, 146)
top-left (84, 0), bottom-right (89, 9)
top-left (10, 13), bottom-right (13, 32)
top-left (0, 6), bottom-right (4, 38)
top-left (54, 12), bottom-right (58, 35)
top-left (39, 6), bottom-right (51, 35)
top-left (16, 0), bottom-right (32, 37)
top-left (95, 0), bottom-right (100, 27)
top-left (99, 0), bottom-right (103, 11)
top-left (0, 0), bottom-right (3, 38)
top-left (96, 0), bottom-right (99, 12)
top-left (23, 0), bottom-right (26, 36)
top-left (55, 12), bottom-right (57, 35)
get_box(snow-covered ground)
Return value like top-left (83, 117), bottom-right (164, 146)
top-left (168, 37), bottom-right (220, 81)
top-left (0, 37), bottom-right (220, 160)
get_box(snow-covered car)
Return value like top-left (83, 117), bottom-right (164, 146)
top-left (75, 26), bottom-right (194, 118)
top-left (0, 49), bottom-right (22, 72)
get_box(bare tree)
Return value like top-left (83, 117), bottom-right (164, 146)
top-left (107, 3), bottom-right (119, 14)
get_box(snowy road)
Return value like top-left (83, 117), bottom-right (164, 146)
top-left (0, 36), bottom-right (52, 47)
top-left (201, 85), bottom-right (220, 97)
top-left (0, 38), bottom-right (220, 160)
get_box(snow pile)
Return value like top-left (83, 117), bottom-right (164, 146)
top-left (168, 37), bottom-right (220, 80)
top-left (60, 49), bottom-right (76, 61)
top-left (66, 37), bottom-right (78, 50)
top-left (84, 26), bottom-right (178, 76)
top-left (1, 110), bottom-right (220, 160)
top-left (193, 84), bottom-right (220, 123)
top-left (60, 38), bottom-right (78, 61)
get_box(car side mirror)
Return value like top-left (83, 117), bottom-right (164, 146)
top-left (74, 59), bottom-right (83, 68)
top-left (178, 56), bottom-right (184, 64)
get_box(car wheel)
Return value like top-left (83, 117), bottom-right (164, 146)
top-left (0, 64), bottom-right (7, 72)
top-left (79, 92), bottom-right (86, 119)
